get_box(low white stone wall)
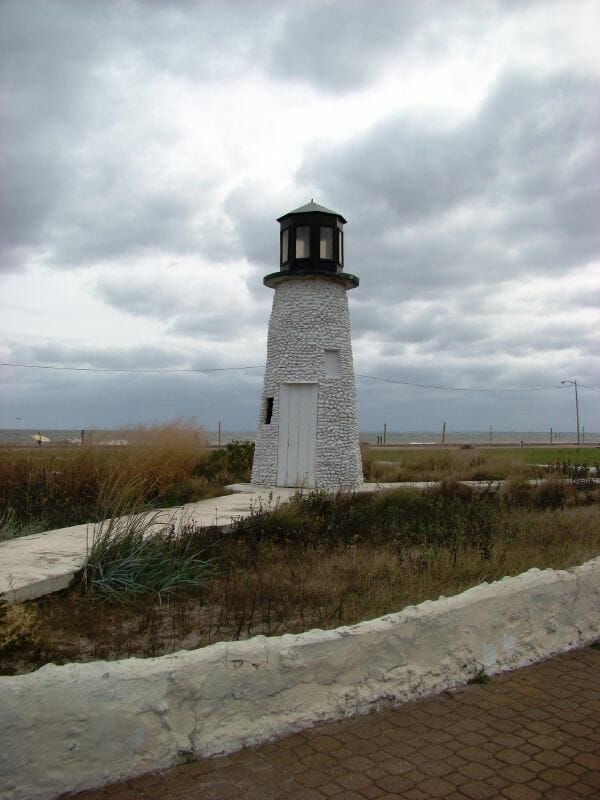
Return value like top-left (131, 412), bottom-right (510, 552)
top-left (2, 557), bottom-right (599, 800)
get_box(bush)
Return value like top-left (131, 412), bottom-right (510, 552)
top-left (199, 441), bottom-right (255, 485)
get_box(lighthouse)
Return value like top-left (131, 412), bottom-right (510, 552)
top-left (251, 201), bottom-right (362, 489)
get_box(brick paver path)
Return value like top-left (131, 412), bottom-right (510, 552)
top-left (68, 647), bottom-right (600, 800)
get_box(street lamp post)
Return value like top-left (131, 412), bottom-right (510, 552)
top-left (561, 379), bottom-right (580, 446)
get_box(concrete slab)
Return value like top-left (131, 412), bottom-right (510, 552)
top-left (0, 487), bottom-right (298, 605)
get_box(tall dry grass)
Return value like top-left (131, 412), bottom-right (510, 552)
top-left (0, 419), bottom-right (213, 536)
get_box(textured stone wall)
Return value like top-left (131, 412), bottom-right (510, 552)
top-left (1, 558), bottom-right (599, 800)
top-left (251, 275), bottom-right (362, 488)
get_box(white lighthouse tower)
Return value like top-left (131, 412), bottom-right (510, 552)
top-left (251, 201), bottom-right (362, 489)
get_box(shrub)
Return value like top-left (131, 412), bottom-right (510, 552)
top-left (199, 441), bottom-right (255, 485)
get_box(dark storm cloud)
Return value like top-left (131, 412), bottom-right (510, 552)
top-left (95, 268), bottom-right (271, 338)
top-left (266, 0), bottom-right (528, 93)
top-left (9, 340), bottom-right (183, 370)
top-left (0, 0), bottom-right (515, 275)
top-left (0, 361), bottom-right (263, 429)
top-left (95, 274), bottom-right (190, 320)
top-left (267, 0), bottom-right (424, 91)
top-left (170, 304), bottom-right (269, 341)
top-left (0, 0), bottom-right (280, 272)
top-left (300, 71), bottom-right (600, 300)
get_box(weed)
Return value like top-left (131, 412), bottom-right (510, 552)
top-left (468, 668), bottom-right (491, 685)
top-left (0, 601), bottom-right (40, 652)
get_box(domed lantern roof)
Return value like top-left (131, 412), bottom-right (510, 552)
top-left (264, 200), bottom-right (358, 289)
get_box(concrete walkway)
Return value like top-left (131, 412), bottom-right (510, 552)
top-left (66, 646), bottom-right (600, 800)
top-left (0, 487), bottom-right (299, 604)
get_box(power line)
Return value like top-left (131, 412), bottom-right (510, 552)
top-left (0, 362), bottom-right (264, 374)
top-left (356, 373), bottom-right (588, 393)
top-left (2, 361), bottom-right (598, 393)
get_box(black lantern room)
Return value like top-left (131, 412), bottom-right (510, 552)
top-left (264, 201), bottom-right (359, 289)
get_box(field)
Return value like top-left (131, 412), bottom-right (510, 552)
top-left (2, 438), bottom-right (600, 673)
top-left (363, 445), bottom-right (600, 483)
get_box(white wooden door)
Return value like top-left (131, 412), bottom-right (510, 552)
top-left (277, 383), bottom-right (318, 487)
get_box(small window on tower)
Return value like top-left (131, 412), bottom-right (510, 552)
top-left (281, 229), bottom-right (289, 266)
top-left (338, 229), bottom-right (344, 266)
top-left (324, 349), bottom-right (341, 378)
top-left (264, 397), bottom-right (274, 424)
top-left (295, 226), bottom-right (310, 258)
top-left (320, 226), bottom-right (333, 259)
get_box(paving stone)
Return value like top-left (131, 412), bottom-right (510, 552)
top-left (496, 748), bottom-right (531, 766)
top-left (536, 749), bottom-right (571, 768)
top-left (529, 733), bottom-right (563, 750)
top-left (398, 790), bottom-right (428, 800)
top-left (571, 781), bottom-right (599, 796)
top-left (459, 761), bottom-right (496, 781)
top-left (415, 776), bottom-right (456, 797)
top-left (538, 768), bottom-right (578, 787)
top-left (580, 768), bottom-right (600, 788)
top-left (356, 785), bottom-right (386, 799)
top-left (459, 780), bottom-right (498, 799)
top-left (335, 771), bottom-right (372, 791)
top-left (498, 764), bottom-right (537, 783)
top-left (542, 789), bottom-right (582, 800)
top-left (501, 785), bottom-right (544, 799)
top-left (319, 780), bottom-right (345, 796)
top-left (573, 752), bottom-right (600, 770)
top-left (374, 773), bottom-right (415, 793)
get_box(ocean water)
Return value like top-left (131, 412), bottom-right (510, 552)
top-left (1, 428), bottom-right (598, 447)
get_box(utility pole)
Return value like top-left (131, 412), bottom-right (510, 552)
top-left (442, 421), bottom-right (446, 445)
top-left (561, 379), bottom-right (580, 446)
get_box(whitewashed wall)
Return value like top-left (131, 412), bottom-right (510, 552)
top-left (251, 275), bottom-right (362, 488)
top-left (1, 557), bottom-right (599, 800)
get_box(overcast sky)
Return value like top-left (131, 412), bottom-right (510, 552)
top-left (1, 0), bottom-right (599, 436)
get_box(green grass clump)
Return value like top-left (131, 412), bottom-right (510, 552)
top-left (82, 512), bottom-right (217, 604)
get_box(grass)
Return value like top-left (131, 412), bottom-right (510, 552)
top-left (363, 445), bottom-right (600, 483)
top-left (2, 479), bottom-right (599, 674)
top-left (82, 510), bottom-right (216, 605)
top-left (0, 423), bottom-right (254, 539)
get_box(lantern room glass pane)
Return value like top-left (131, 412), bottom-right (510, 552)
top-left (295, 226), bottom-right (310, 258)
top-left (281, 228), bottom-right (289, 265)
top-left (319, 226), bottom-right (333, 259)
top-left (338, 230), bottom-right (344, 265)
